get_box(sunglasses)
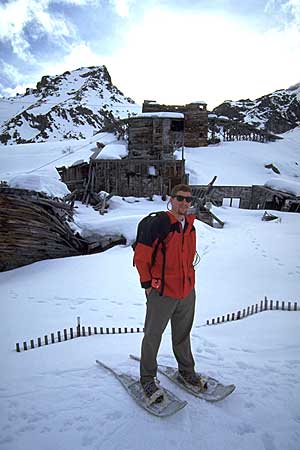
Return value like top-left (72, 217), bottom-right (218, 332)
top-left (173, 195), bottom-right (193, 203)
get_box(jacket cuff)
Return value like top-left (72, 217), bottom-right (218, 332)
top-left (141, 280), bottom-right (151, 289)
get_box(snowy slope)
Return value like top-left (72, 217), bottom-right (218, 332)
top-left (1, 127), bottom-right (300, 190)
top-left (0, 66), bottom-right (140, 145)
top-left (0, 129), bottom-right (300, 450)
top-left (0, 199), bottom-right (299, 450)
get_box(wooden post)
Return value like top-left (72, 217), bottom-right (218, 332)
top-left (242, 309), bottom-right (246, 318)
top-left (276, 301), bottom-right (279, 310)
top-left (255, 304), bottom-right (258, 313)
top-left (222, 316), bottom-right (225, 323)
top-left (251, 305), bottom-right (254, 315)
top-left (38, 337), bottom-right (42, 347)
top-left (264, 296), bottom-right (268, 310)
top-left (112, 328), bottom-right (115, 334)
top-left (16, 343), bottom-right (20, 352)
top-left (44, 336), bottom-right (48, 345)
top-left (77, 317), bottom-right (81, 337)
top-left (51, 333), bottom-right (55, 344)
top-left (30, 339), bottom-right (35, 349)
top-left (227, 314), bottom-right (230, 322)
top-left (282, 301), bottom-right (285, 310)
top-left (82, 326), bottom-right (86, 336)
top-left (100, 327), bottom-right (104, 334)
top-left (64, 329), bottom-right (68, 340)
top-left (118, 328), bottom-right (122, 334)
top-left (57, 331), bottom-right (61, 342)
top-left (217, 317), bottom-right (220, 324)
top-left (270, 300), bottom-right (273, 310)
top-left (237, 311), bottom-right (241, 320)
top-left (294, 302), bottom-right (298, 311)
top-left (131, 328), bottom-right (134, 333)
top-left (94, 327), bottom-right (98, 335)
top-left (260, 300), bottom-right (264, 311)
top-left (231, 313), bottom-right (235, 321)
top-left (23, 342), bottom-right (27, 351)
top-left (124, 327), bottom-right (128, 333)
top-left (106, 327), bottom-right (109, 334)
top-left (247, 307), bottom-right (250, 316)
top-left (288, 302), bottom-right (291, 311)
top-left (70, 328), bottom-right (74, 339)
top-left (206, 320), bottom-right (210, 325)
top-left (88, 326), bottom-right (92, 336)
top-left (212, 318), bottom-right (215, 325)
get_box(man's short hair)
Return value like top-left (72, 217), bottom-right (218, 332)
top-left (170, 184), bottom-right (192, 197)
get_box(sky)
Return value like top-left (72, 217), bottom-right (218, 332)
top-left (0, 0), bottom-right (299, 109)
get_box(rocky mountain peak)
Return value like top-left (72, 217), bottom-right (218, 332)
top-left (0, 65), bottom-right (139, 145)
top-left (212, 83), bottom-right (300, 134)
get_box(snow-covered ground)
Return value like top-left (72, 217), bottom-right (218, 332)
top-left (0, 128), bottom-right (300, 450)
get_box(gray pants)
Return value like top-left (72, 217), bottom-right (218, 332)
top-left (140, 288), bottom-right (196, 382)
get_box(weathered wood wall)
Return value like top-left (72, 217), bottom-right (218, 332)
top-left (59, 159), bottom-right (186, 198)
top-left (142, 101), bottom-right (208, 147)
top-left (191, 184), bottom-right (300, 211)
top-left (190, 185), bottom-right (253, 209)
top-left (127, 117), bottom-right (184, 159)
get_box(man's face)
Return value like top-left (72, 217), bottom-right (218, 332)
top-left (170, 190), bottom-right (192, 216)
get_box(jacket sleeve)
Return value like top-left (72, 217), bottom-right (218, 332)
top-left (133, 242), bottom-right (154, 289)
top-left (133, 213), bottom-right (170, 289)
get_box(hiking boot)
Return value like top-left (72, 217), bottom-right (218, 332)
top-left (178, 371), bottom-right (208, 390)
top-left (141, 379), bottom-right (164, 405)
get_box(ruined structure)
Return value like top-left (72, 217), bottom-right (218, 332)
top-left (142, 100), bottom-right (208, 147)
top-left (190, 184), bottom-right (300, 212)
top-left (58, 112), bottom-right (187, 198)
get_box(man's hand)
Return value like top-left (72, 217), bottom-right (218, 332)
top-left (145, 287), bottom-right (152, 297)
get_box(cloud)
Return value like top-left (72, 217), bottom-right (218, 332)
top-left (106, 6), bottom-right (300, 107)
top-left (0, 0), bottom-right (299, 106)
top-left (110, 0), bottom-right (136, 17)
top-left (265, 0), bottom-right (300, 29)
top-left (0, 0), bottom-right (79, 63)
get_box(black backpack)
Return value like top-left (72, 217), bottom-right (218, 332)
top-left (132, 211), bottom-right (172, 295)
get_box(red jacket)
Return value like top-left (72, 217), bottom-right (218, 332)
top-left (133, 211), bottom-right (196, 299)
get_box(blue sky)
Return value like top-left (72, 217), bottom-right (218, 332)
top-left (0, 0), bottom-right (299, 108)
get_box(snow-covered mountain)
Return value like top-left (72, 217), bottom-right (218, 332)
top-left (0, 66), bottom-right (140, 145)
top-left (212, 82), bottom-right (300, 134)
top-left (1, 68), bottom-right (299, 145)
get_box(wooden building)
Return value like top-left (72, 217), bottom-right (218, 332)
top-left (58, 158), bottom-right (186, 199)
top-left (142, 100), bottom-right (208, 147)
top-left (190, 184), bottom-right (300, 212)
top-left (126, 112), bottom-right (184, 158)
top-left (58, 110), bottom-right (188, 199)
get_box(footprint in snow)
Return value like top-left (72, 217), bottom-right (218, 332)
top-left (261, 432), bottom-right (277, 450)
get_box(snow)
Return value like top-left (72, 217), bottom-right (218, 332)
top-left (96, 143), bottom-right (128, 159)
top-left (134, 112), bottom-right (184, 119)
top-left (0, 126), bottom-right (300, 450)
top-left (264, 177), bottom-right (300, 196)
top-left (7, 173), bottom-right (70, 198)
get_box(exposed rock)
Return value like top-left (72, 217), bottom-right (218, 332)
top-left (212, 83), bottom-right (300, 134)
top-left (0, 66), bottom-right (138, 145)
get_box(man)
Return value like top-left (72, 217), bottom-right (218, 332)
top-left (133, 184), bottom-right (202, 404)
